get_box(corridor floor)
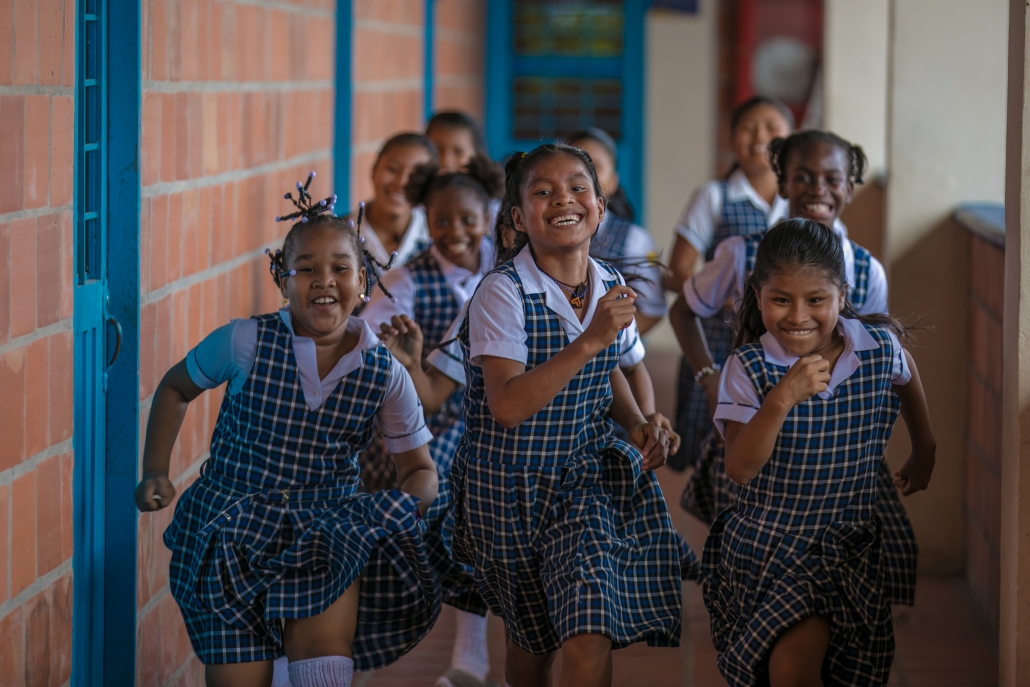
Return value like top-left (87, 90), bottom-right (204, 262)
top-left (357, 452), bottom-right (999, 687)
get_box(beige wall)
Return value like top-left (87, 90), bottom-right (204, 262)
top-left (644, 5), bottom-right (718, 352)
top-left (885, 0), bottom-right (1008, 573)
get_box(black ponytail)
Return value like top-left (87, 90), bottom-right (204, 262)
top-left (734, 218), bottom-right (909, 348)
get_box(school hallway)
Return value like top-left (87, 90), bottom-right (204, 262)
top-left (357, 354), bottom-right (1000, 686)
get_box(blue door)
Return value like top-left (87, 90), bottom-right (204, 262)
top-left (485, 0), bottom-right (646, 220)
top-left (72, 0), bottom-right (140, 684)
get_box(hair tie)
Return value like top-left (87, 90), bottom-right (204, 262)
top-left (275, 171), bottom-right (335, 224)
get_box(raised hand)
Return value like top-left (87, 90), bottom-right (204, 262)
top-left (771, 355), bottom-right (831, 409)
top-left (378, 315), bottom-right (424, 369)
top-left (583, 285), bottom-right (637, 351)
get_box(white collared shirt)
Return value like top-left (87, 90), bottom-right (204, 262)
top-left (466, 245), bottom-right (645, 369)
top-left (359, 240), bottom-right (494, 330)
top-left (712, 317), bottom-right (910, 436)
top-left (674, 169), bottom-right (790, 255)
top-left (682, 219), bottom-right (889, 318)
top-left (358, 205), bottom-right (429, 266)
top-left (185, 311), bottom-right (432, 453)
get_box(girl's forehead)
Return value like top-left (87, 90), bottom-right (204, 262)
top-left (763, 268), bottom-right (842, 291)
top-left (572, 139), bottom-right (613, 166)
top-left (789, 141), bottom-right (849, 171)
top-left (429, 125), bottom-right (474, 146)
top-left (427, 184), bottom-right (485, 211)
top-left (738, 103), bottom-right (789, 126)
top-left (378, 144), bottom-right (431, 166)
top-left (290, 226), bottom-right (359, 258)
top-left (525, 153), bottom-right (591, 182)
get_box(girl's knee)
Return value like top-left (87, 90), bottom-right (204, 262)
top-left (561, 633), bottom-right (612, 664)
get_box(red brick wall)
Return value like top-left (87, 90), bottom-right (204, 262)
top-left (0, 0), bottom-right (76, 684)
top-left (966, 231), bottom-right (1003, 633)
top-left (135, 0), bottom-right (335, 684)
top-left (433, 0), bottom-right (485, 119)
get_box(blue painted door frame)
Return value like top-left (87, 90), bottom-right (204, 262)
top-left (72, 0), bottom-right (140, 685)
top-left (484, 0), bottom-right (648, 224)
top-left (334, 0), bottom-right (354, 211)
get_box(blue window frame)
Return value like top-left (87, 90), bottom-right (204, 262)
top-left (485, 0), bottom-right (647, 222)
top-left (72, 0), bottom-right (140, 684)
top-left (424, 0), bottom-right (435, 122)
top-left (334, 0), bottom-right (354, 211)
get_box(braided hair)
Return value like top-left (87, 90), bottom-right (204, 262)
top-left (768, 130), bottom-right (868, 186)
top-left (404, 153), bottom-right (505, 211)
top-left (266, 172), bottom-right (400, 303)
top-left (734, 218), bottom-right (908, 348)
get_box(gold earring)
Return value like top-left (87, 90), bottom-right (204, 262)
top-left (359, 293), bottom-right (368, 302)
top-left (281, 297), bottom-right (288, 307)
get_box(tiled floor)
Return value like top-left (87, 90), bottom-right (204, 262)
top-left (358, 461), bottom-right (998, 686)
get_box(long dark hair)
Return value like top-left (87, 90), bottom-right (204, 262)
top-left (735, 218), bottom-right (908, 348)
top-left (498, 142), bottom-right (604, 264)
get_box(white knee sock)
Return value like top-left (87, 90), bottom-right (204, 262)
top-left (271, 656), bottom-right (292, 687)
top-left (450, 609), bottom-right (490, 681)
top-left (288, 656), bottom-right (354, 687)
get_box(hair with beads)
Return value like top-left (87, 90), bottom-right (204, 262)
top-left (404, 154), bottom-right (505, 211)
top-left (266, 172), bottom-right (400, 302)
top-left (374, 132), bottom-right (438, 169)
top-left (734, 218), bottom-right (908, 348)
top-left (768, 130), bottom-right (868, 186)
top-left (425, 110), bottom-right (487, 155)
top-left (498, 142), bottom-right (604, 263)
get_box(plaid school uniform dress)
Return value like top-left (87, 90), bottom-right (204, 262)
top-left (681, 232), bottom-right (918, 605)
top-left (674, 183), bottom-right (769, 471)
top-left (703, 323), bottom-right (900, 686)
top-left (450, 260), bottom-right (697, 655)
top-left (163, 314), bottom-right (440, 667)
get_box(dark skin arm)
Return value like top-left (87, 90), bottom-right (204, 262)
top-left (669, 295), bottom-right (720, 414)
top-left (664, 236), bottom-right (701, 294)
top-left (634, 312), bottom-right (662, 336)
top-left (378, 315), bottom-right (460, 414)
top-left (622, 360), bottom-right (681, 455)
top-left (892, 350), bottom-right (936, 495)
top-left (608, 366), bottom-right (670, 471)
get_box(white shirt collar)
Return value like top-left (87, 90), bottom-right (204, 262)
top-left (727, 169), bottom-right (789, 221)
top-left (429, 237), bottom-right (494, 280)
top-left (511, 245), bottom-right (618, 337)
top-left (360, 205), bottom-right (428, 265)
top-left (279, 310), bottom-right (382, 377)
top-left (759, 316), bottom-right (877, 367)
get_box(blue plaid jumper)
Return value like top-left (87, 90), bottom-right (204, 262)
top-left (703, 323), bottom-right (901, 685)
top-left (358, 248), bottom-right (485, 613)
top-left (683, 233), bottom-right (916, 604)
top-left (163, 314), bottom-right (440, 667)
top-left (450, 261), bottom-right (698, 655)
top-left (674, 182), bottom-right (769, 471)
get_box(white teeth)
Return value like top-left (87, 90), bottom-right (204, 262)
top-left (804, 203), bottom-right (831, 214)
top-left (549, 214), bottom-right (581, 226)
top-left (313, 297), bottom-right (336, 304)
top-left (786, 329), bottom-right (814, 336)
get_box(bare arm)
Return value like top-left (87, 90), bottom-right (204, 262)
top-left (664, 236), bottom-right (701, 294)
top-left (134, 360), bottom-right (205, 511)
top-left (377, 315), bottom-right (460, 414)
top-left (669, 295), bottom-right (720, 411)
top-left (609, 366), bottom-right (669, 470)
top-left (482, 285), bottom-right (638, 428)
top-left (392, 445), bottom-right (439, 515)
top-left (723, 355), bottom-right (830, 485)
top-left (622, 361), bottom-right (656, 416)
top-left (634, 312), bottom-right (662, 336)
top-left (893, 350), bottom-right (937, 495)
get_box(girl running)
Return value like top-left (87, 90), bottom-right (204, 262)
top-left (135, 175), bottom-right (440, 687)
top-left (702, 217), bottom-right (935, 686)
top-left (451, 143), bottom-right (697, 687)
top-left (360, 155), bottom-right (505, 687)
top-left (665, 97), bottom-right (794, 471)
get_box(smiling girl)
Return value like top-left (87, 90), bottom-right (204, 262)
top-left (702, 218), bottom-right (935, 686)
top-left (134, 176), bottom-right (440, 687)
top-left (449, 143), bottom-right (697, 687)
top-left (358, 155), bottom-right (504, 687)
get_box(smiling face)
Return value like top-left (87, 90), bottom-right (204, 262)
top-left (427, 125), bottom-right (477, 173)
top-left (572, 138), bottom-right (619, 199)
top-left (781, 140), bottom-right (854, 227)
top-left (280, 225), bottom-right (366, 340)
top-left (732, 103), bottom-right (792, 176)
top-left (371, 143), bottom-right (435, 214)
top-left (427, 185), bottom-right (488, 272)
top-left (510, 153), bottom-right (604, 254)
top-left (756, 268), bottom-right (846, 358)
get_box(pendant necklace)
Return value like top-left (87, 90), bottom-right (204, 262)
top-left (537, 263), bottom-right (589, 309)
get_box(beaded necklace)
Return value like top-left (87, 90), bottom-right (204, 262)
top-left (536, 263), bottom-right (589, 309)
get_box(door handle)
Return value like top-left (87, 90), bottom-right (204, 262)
top-left (106, 316), bottom-right (122, 367)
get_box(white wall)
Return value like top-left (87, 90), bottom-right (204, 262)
top-left (644, 5), bottom-right (718, 352)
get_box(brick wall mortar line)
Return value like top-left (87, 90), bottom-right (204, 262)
top-left (136, 584), bottom-right (168, 621)
top-left (224, 0), bottom-right (333, 18)
top-left (0, 559), bottom-right (71, 622)
top-left (353, 18), bottom-right (423, 37)
top-left (143, 79), bottom-right (333, 94)
top-left (141, 150), bottom-right (330, 198)
top-left (141, 241), bottom-right (280, 305)
top-left (159, 651), bottom-right (195, 687)
top-left (352, 78), bottom-right (423, 93)
top-left (435, 27), bottom-right (479, 45)
top-left (0, 202), bottom-right (73, 225)
top-left (969, 366), bottom-right (1002, 403)
top-left (0, 85), bottom-right (74, 96)
top-left (435, 75), bottom-right (482, 88)
top-left (967, 435), bottom-right (1002, 481)
top-left (0, 439), bottom-right (74, 489)
top-left (351, 140), bottom-right (387, 156)
top-left (0, 318), bottom-right (72, 357)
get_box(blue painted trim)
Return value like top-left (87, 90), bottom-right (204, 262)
top-left (333, 0), bottom-right (353, 211)
top-left (484, 0), bottom-right (513, 160)
top-left (103, 0), bottom-right (140, 682)
top-left (424, 0), bottom-right (434, 122)
top-left (512, 56), bottom-right (623, 78)
top-left (621, 0), bottom-right (646, 225)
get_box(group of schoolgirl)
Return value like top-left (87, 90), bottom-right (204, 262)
top-left (664, 96), bottom-right (937, 685)
top-left (133, 96), bottom-right (938, 687)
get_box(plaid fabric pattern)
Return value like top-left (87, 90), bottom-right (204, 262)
top-left (673, 183), bottom-right (768, 471)
top-left (450, 260), bottom-right (695, 655)
top-left (164, 314), bottom-right (440, 667)
top-left (701, 324), bottom-right (901, 685)
top-left (589, 213), bottom-right (634, 260)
